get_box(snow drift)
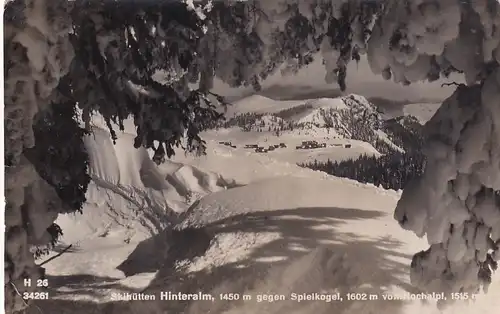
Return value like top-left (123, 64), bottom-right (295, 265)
top-left (56, 126), bottom-right (234, 244)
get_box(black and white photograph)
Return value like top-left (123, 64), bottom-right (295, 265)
top-left (3, 1), bottom-right (500, 314)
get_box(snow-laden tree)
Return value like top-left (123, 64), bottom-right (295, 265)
top-left (4, 0), bottom-right (79, 312)
top-left (372, 0), bottom-right (500, 305)
top-left (4, 0), bottom-right (222, 311)
top-left (4, 0), bottom-right (500, 312)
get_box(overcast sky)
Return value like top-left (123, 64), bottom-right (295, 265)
top-left (212, 55), bottom-right (463, 103)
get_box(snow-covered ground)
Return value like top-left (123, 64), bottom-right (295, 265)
top-left (204, 94), bottom-right (396, 164)
top-left (200, 131), bottom-right (379, 165)
top-left (28, 95), bottom-right (498, 314)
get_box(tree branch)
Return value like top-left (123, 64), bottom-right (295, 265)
top-left (38, 244), bottom-right (73, 267)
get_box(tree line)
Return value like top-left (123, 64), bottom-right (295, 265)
top-left (299, 152), bottom-right (425, 191)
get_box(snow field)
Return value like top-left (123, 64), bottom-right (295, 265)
top-left (32, 94), bottom-right (499, 314)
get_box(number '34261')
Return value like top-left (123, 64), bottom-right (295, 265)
top-left (23, 292), bottom-right (49, 300)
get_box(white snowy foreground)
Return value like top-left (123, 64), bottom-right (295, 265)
top-left (28, 99), bottom-right (498, 314)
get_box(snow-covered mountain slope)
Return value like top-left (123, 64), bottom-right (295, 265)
top-left (179, 175), bottom-right (400, 229)
top-left (212, 93), bottom-right (413, 162)
top-left (55, 93), bottom-right (426, 247)
top-left (227, 95), bottom-right (305, 117)
top-left (30, 100), bottom-right (498, 314)
top-left (32, 162), bottom-right (499, 314)
top-left (229, 95), bottom-right (348, 118)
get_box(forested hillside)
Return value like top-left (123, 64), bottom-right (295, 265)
top-left (300, 113), bottom-right (426, 190)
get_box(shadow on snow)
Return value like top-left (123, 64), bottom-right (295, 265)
top-left (29, 206), bottom-right (418, 314)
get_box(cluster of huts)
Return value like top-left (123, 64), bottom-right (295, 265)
top-left (218, 141), bottom-right (237, 148)
top-left (244, 143), bottom-right (287, 153)
top-left (295, 140), bottom-right (352, 149)
top-left (295, 140), bottom-right (327, 149)
top-left (219, 140), bottom-right (351, 152)
top-left (331, 143), bottom-right (352, 148)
